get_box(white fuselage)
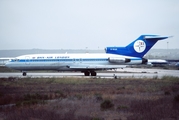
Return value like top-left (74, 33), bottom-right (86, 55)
top-left (5, 53), bottom-right (143, 71)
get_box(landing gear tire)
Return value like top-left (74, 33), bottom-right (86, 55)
top-left (84, 71), bottom-right (90, 76)
top-left (22, 72), bottom-right (27, 76)
top-left (91, 71), bottom-right (97, 76)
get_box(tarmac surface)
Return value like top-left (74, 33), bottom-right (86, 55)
top-left (0, 68), bottom-right (178, 79)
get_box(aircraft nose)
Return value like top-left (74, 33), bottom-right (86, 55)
top-left (5, 61), bottom-right (11, 68)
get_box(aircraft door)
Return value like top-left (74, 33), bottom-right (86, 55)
top-left (25, 56), bottom-right (30, 65)
top-left (80, 58), bottom-right (82, 63)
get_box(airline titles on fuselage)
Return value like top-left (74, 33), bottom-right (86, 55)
top-left (34, 56), bottom-right (70, 59)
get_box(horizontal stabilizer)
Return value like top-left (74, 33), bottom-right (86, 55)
top-left (143, 35), bottom-right (172, 40)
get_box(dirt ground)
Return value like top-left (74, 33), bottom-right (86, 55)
top-left (0, 76), bottom-right (179, 120)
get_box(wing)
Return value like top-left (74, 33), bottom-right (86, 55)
top-left (67, 65), bottom-right (126, 71)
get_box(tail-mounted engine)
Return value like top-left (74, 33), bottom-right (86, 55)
top-left (108, 57), bottom-right (148, 64)
top-left (108, 57), bottom-right (131, 63)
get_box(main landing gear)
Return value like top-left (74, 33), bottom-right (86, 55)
top-left (22, 72), bottom-right (27, 76)
top-left (84, 71), bottom-right (97, 76)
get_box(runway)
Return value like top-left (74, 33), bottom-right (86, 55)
top-left (0, 68), bottom-right (178, 79)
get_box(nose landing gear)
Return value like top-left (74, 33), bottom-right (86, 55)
top-left (22, 72), bottom-right (27, 76)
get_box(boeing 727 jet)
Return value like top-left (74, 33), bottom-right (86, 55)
top-left (5, 35), bottom-right (170, 76)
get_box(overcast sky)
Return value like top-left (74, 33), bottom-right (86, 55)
top-left (0, 0), bottom-right (178, 50)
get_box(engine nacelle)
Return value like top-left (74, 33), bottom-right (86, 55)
top-left (127, 58), bottom-right (148, 64)
top-left (108, 57), bottom-right (131, 63)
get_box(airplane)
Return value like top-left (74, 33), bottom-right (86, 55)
top-left (0, 57), bottom-right (13, 66)
top-left (175, 62), bottom-right (179, 69)
top-left (147, 59), bottom-right (168, 66)
top-left (5, 34), bottom-right (170, 76)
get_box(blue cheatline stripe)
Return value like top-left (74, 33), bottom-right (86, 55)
top-left (11, 58), bottom-right (109, 62)
top-left (130, 58), bottom-right (142, 60)
top-left (10, 58), bottom-right (142, 63)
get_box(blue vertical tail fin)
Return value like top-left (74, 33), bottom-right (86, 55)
top-left (105, 35), bottom-right (170, 58)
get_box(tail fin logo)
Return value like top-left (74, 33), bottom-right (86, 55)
top-left (133, 40), bottom-right (146, 53)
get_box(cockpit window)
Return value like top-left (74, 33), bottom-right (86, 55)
top-left (15, 59), bottom-right (19, 62)
top-left (11, 58), bottom-right (19, 62)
